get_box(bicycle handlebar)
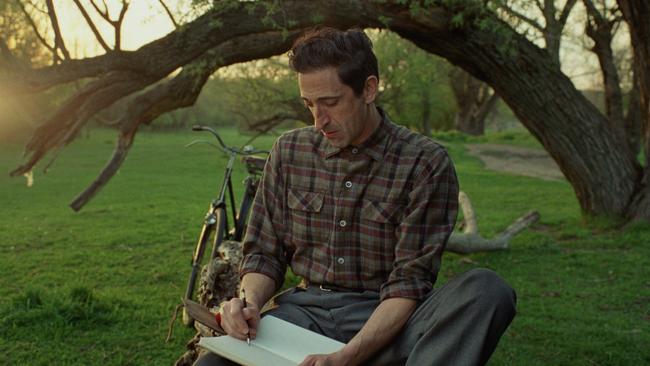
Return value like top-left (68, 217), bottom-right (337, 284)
top-left (189, 125), bottom-right (269, 156)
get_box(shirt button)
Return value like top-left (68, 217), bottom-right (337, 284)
top-left (345, 181), bottom-right (352, 188)
top-left (351, 148), bottom-right (358, 154)
top-left (339, 219), bottom-right (347, 227)
top-left (337, 257), bottom-right (345, 265)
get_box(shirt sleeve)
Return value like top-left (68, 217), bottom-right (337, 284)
top-left (379, 149), bottom-right (459, 301)
top-left (239, 139), bottom-right (288, 290)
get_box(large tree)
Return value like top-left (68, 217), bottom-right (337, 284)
top-left (2, 0), bottom-right (649, 221)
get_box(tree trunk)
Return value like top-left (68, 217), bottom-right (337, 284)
top-left (450, 68), bottom-right (498, 136)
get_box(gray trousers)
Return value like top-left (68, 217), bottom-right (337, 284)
top-left (194, 268), bottom-right (516, 366)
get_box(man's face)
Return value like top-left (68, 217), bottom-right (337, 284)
top-left (299, 67), bottom-right (377, 148)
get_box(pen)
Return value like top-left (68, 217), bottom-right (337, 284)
top-left (242, 289), bottom-right (251, 346)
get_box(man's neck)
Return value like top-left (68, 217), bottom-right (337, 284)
top-left (352, 104), bottom-right (382, 146)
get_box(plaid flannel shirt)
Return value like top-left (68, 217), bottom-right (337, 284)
top-left (240, 109), bottom-right (458, 301)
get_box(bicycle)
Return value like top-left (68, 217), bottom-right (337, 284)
top-left (181, 125), bottom-right (268, 327)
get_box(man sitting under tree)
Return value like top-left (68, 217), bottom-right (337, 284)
top-left (194, 27), bottom-right (516, 366)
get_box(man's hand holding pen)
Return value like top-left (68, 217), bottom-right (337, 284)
top-left (242, 289), bottom-right (251, 345)
top-left (220, 289), bottom-right (260, 345)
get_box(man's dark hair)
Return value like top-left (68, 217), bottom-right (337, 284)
top-left (289, 27), bottom-right (379, 96)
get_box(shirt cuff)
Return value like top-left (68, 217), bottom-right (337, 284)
top-left (240, 254), bottom-right (285, 290)
top-left (379, 277), bottom-right (433, 302)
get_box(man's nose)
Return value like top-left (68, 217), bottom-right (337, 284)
top-left (312, 106), bottom-right (329, 130)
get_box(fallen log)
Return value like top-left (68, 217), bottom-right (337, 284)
top-left (447, 191), bottom-right (540, 254)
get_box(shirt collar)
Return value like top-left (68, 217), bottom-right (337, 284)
top-left (318, 107), bottom-right (392, 161)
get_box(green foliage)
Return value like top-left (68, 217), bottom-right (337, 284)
top-left (412, 0), bottom-right (522, 58)
top-left (377, 15), bottom-right (392, 26)
top-left (0, 1), bottom-right (51, 67)
top-left (372, 30), bottom-right (456, 133)
top-left (310, 13), bottom-right (325, 24)
top-left (194, 57), bottom-right (303, 131)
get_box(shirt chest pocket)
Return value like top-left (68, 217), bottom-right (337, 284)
top-left (287, 188), bottom-right (330, 245)
top-left (360, 200), bottom-right (404, 247)
top-left (361, 200), bottom-right (404, 225)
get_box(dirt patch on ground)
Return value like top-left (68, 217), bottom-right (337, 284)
top-left (466, 144), bottom-right (564, 181)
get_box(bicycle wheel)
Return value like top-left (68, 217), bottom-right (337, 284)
top-left (182, 206), bottom-right (227, 327)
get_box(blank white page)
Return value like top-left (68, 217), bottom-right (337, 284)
top-left (198, 315), bottom-right (345, 366)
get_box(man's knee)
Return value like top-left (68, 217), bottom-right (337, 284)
top-left (459, 268), bottom-right (517, 314)
top-left (193, 350), bottom-right (239, 366)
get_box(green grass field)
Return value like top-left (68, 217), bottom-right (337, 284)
top-left (1, 128), bottom-right (648, 365)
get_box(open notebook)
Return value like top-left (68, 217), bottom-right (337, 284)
top-left (198, 315), bottom-right (345, 366)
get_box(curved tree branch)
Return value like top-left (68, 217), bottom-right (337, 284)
top-left (9, 1), bottom-right (393, 193)
top-left (10, 71), bottom-right (154, 177)
top-left (2, 2), bottom-right (391, 95)
top-left (70, 30), bottom-right (301, 210)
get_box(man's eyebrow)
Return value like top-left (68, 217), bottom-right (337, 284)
top-left (301, 95), bottom-right (342, 102)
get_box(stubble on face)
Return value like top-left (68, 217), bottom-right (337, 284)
top-left (298, 68), bottom-right (377, 148)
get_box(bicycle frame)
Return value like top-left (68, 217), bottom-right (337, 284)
top-left (184, 156), bottom-right (233, 303)
top-left (182, 126), bottom-right (267, 320)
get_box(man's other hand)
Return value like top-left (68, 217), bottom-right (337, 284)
top-left (299, 351), bottom-right (355, 366)
top-left (220, 297), bottom-right (260, 341)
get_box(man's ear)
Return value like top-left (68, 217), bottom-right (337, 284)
top-left (363, 75), bottom-right (379, 104)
